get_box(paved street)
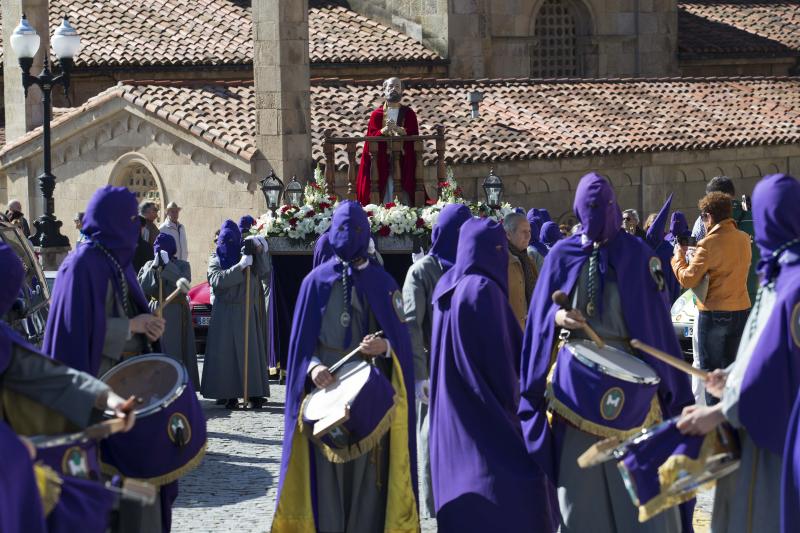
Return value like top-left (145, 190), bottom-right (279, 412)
top-left (172, 364), bottom-right (711, 532)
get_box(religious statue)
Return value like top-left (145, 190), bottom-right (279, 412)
top-left (356, 77), bottom-right (420, 205)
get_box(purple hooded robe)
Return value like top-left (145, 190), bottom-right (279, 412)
top-left (665, 212), bottom-right (690, 245)
top-left (645, 194), bottom-right (682, 308)
top-left (540, 221), bottom-right (563, 250)
top-left (517, 173), bottom-right (694, 526)
top-left (238, 215), bottom-right (256, 235)
top-left (312, 231), bottom-right (335, 269)
top-left (0, 420), bottom-right (46, 533)
top-left (526, 209), bottom-right (549, 257)
top-left (153, 232), bottom-right (177, 259)
top-left (43, 186), bottom-right (150, 376)
top-left (272, 201), bottom-right (418, 531)
top-left (429, 218), bottom-right (556, 532)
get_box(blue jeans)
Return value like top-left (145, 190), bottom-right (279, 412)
top-left (697, 309), bottom-right (750, 405)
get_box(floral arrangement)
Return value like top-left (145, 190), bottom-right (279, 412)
top-left (255, 165), bottom-right (514, 242)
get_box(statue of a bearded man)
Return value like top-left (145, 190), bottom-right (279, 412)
top-left (356, 77), bottom-right (420, 205)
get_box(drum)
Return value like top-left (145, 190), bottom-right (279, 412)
top-left (99, 354), bottom-right (206, 485)
top-left (301, 360), bottom-right (396, 462)
top-left (548, 340), bottom-right (660, 435)
top-left (36, 440), bottom-right (101, 481)
top-left (615, 417), bottom-right (740, 522)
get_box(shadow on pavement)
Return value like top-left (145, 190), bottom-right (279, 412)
top-left (173, 460), bottom-right (275, 508)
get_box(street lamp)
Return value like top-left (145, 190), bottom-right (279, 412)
top-left (10, 15), bottom-right (81, 249)
top-left (259, 171), bottom-right (283, 212)
top-left (482, 168), bottom-right (504, 208)
top-left (284, 176), bottom-right (304, 207)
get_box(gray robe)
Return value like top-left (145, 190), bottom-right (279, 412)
top-left (311, 280), bottom-right (391, 533)
top-left (401, 254), bottom-right (442, 518)
top-left (138, 259), bottom-right (200, 389)
top-left (201, 250), bottom-right (271, 400)
top-left (98, 281), bottom-right (148, 377)
top-left (712, 284), bottom-right (780, 533)
top-left (556, 263), bottom-right (681, 533)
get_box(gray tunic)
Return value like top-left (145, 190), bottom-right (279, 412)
top-left (312, 280), bottom-right (391, 533)
top-left (98, 281), bottom-right (148, 377)
top-left (712, 285), bottom-right (779, 533)
top-left (401, 254), bottom-right (442, 518)
top-left (527, 246), bottom-right (545, 273)
top-left (557, 263), bottom-right (681, 533)
top-left (138, 259), bottom-right (200, 389)
top-left (201, 251), bottom-right (271, 399)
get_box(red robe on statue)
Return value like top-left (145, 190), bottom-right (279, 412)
top-left (356, 104), bottom-right (419, 205)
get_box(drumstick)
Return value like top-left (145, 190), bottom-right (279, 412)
top-left (30, 418), bottom-right (127, 449)
top-left (158, 267), bottom-right (164, 318)
top-left (158, 278), bottom-right (191, 316)
top-left (328, 330), bottom-right (385, 374)
top-left (552, 291), bottom-right (605, 349)
top-left (630, 339), bottom-right (708, 380)
top-left (241, 266), bottom-right (251, 408)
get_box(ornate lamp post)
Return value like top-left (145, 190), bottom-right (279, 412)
top-left (10, 15), bottom-right (81, 249)
top-left (482, 168), bottom-right (504, 208)
top-left (284, 176), bottom-right (304, 207)
top-left (259, 171), bottom-right (284, 212)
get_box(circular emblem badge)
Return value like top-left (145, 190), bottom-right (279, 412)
top-left (167, 413), bottom-right (192, 446)
top-left (649, 257), bottom-right (665, 292)
top-left (392, 290), bottom-right (405, 322)
top-left (600, 387), bottom-right (626, 421)
top-left (792, 302), bottom-right (800, 348)
top-left (62, 446), bottom-right (90, 479)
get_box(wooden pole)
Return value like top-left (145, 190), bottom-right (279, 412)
top-left (242, 266), bottom-right (251, 407)
top-left (630, 339), bottom-right (709, 380)
top-left (157, 269), bottom-right (164, 318)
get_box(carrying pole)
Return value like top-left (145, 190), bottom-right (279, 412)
top-left (241, 266), bottom-right (251, 408)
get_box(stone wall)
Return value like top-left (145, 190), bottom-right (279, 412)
top-left (680, 57), bottom-right (797, 78)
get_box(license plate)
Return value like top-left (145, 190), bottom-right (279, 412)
top-left (683, 326), bottom-right (694, 338)
top-left (198, 316), bottom-right (211, 326)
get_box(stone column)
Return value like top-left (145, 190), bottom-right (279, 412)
top-left (252, 0), bottom-right (312, 183)
top-left (2, 0), bottom-right (49, 142)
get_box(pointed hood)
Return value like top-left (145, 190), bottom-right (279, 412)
top-left (329, 201), bottom-right (371, 263)
top-left (574, 173), bottom-right (622, 245)
top-left (216, 220), bottom-right (242, 269)
top-left (428, 203), bottom-right (472, 271)
top-left (82, 186), bottom-right (140, 266)
top-left (645, 193), bottom-right (673, 249)
top-left (752, 174), bottom-right (800, 283)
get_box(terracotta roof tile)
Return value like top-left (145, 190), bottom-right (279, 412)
top-left (0, 0), bottom-right (440, 68)
top-left (679, 1), bottom-right (800, 57)
top-left (6, 77), bottom-right (800, 167)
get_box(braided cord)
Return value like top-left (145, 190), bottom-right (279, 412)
top-left (586, 246), bottom-right (599, 317)
top-left (92, 241), bottom-right (132, 317)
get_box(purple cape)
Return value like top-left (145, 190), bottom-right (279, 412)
top-left (739, 174), bottom-right (800, 455)
top-left (783, 391), bottom-right (800, 533)
top-left (645, 194), bottom-right (682, 307)
top-left (518, 173), bottom-right (693, 483)
top-left (154, 232), bottom-right (177, 259)
top-left (43, 186), bottom-right (149, 376)
top-left (274, 201), bottom-right (417, 525)
top-left (46, 475), bottom-right (116, 533)
top-left (238, 215), bottom-right (255, 235)
top-left (540, 221), bottom-right (562, 250)
top-left (428, 203), bottom-right (472, 271)
top-left (311, 231), bottom-right (334, 268)
top-left (526, 209), bottom-right (548, 256)
top-left (0, 421), bottom-right (46, 532)
top-left (216, 220), bottom-right (241, 270)
top-left (430, 218), bottom-right (556, 532)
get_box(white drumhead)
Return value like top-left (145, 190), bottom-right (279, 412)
top-left (569, 340), bottom-right (659, 382)
top-left (304, 361), bottom-right (371, 421)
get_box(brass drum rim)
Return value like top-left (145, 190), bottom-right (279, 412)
top-left (567, 340), bottom-right (661, 385)
top-left (99, 354), bottom-right (188, 418)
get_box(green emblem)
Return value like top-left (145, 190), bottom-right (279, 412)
top-left (600, 387), bottom-right (625, 420)
top-left (792, 303), bottom-right (800, 348)
top-left (649, 257), bottom-right (665, 292)
top-left (392, 290), bottom-right (405, 321)
top-left (63, 447), bottom-right (90, 479)
top-left (167, 413), bottom-right (191, 446)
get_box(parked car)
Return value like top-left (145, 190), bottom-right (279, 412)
top-left (0, 223), bottom-right (50, 345)
top-left (189, 281), bottom-right (211, 355)
top-left (671, 289), bottom-right (698, 362)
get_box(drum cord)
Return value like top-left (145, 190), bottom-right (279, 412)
top-left (586, 245), bottom-right (599, 317)
top-left (748, 282), bottom-right (773, 338)
top-left (92, 240), bottom-right (133, 317)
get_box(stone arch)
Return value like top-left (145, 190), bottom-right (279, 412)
top-left (108, 152), bottom-right (166, 210)
top-left (529, 0), bottom-right (594, 77)
top-left (675, 169), bottom-right (688, 183)
top-left (766, 163), bottom-right (781, 175)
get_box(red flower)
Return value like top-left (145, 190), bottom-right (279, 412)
top-left (328, 195), bottom-right (337, 201)
top-left (309, 182), bottom-right (321, 190)
top-left (319, 202), bottom-right (332, 211)
top-left (454, 187), bottom-right (463, 197)
top-left (288, 217), bottom-right (298, 227)
top-left (384, 202), bottom-right (396, 209)
top-left (415, 218), bottom-right (425, 228)
top-left (305, 210), bottom-right (316, 218)
top-left (425, 198), bottom-right (437, 205)
top-left (280, 205), bottom-right (291, 214)
top-left (366, 211), bottom-right (374, 217)
top-left (438, 181), bottom-right (449, 189)
top-left (378, 225), bottom-right (391, 236)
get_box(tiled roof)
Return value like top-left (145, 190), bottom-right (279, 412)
top-left (5, 77), bottom-right (800, 166)
top-left (0, 0), bottom-right (440, 68)
top-left (679, 1), bottom-right (800, 57)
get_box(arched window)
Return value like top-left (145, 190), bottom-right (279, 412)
top-left (116, 163), bottom-right (161, 208)
top-left (531, 0), bottom-right (581, 78)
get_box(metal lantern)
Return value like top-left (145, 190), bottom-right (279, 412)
top-left (259, 171), bottom-right (283, 211)
top-left (482, 168), bottom-right (504, 208)
top-left (285, 176), bottom-right (304, 207)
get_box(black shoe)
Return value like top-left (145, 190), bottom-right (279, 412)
top-left (249, 397), bottom-right (266, 409)
top-left (215, 399), bottom-right (226, 406)
top-left (224, 398), bottom-right (238, 409)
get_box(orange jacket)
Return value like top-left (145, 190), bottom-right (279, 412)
top-left (671, 219), bottom-right (751, 312)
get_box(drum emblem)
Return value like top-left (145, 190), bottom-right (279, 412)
top-left (167, 413), bottom-right (192, 447)
top-left (791, 303), bottom-right (800, 348)
top-left (392, 290), bottom-right (405, 321)
top-left (600, 387), bottom-right (626, 420)
top-left (62, 446), bottom-right (90, 479)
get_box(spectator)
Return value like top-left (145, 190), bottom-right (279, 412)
top-left (139, 201), bottom-right (160, 247)
top-left (559, 224), bottom-right (571, 238)
top-left (622, 208), bottom-right (645, 238)
top-left (159, 201), bottom-right (189, 261)
top-left (540, 221), bottom-right (562, 250)
top-left (5, 200), bottom-right (30, 238)
top-left (504, 212), bottom-right (537, 329)
top-left (133, 215), bottom-right (154, 273)
top-left (73, 212), bottom-right (88, 244)
top-left (643, 212), bottom-right (658, 233)
top-left (672, 192), bottom-right (751, 405)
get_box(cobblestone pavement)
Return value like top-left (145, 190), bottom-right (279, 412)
top-left (172, 374), bottom-right (711, 532)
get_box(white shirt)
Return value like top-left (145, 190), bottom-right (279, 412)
top-left (158, 220), bottom-right (189, 261)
